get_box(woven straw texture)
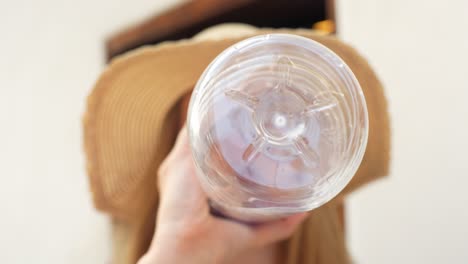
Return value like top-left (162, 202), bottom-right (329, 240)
top-left (83, 27), bottom-right (390, 264)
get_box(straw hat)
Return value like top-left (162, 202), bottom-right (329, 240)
top-left (83, 24), bottom-right (390, 264)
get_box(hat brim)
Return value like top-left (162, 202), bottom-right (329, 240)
top-left (84, 28), bottom-right (390, 218)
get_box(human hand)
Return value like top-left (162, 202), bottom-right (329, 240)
top-left (138, 127), bottom-right (308, 264)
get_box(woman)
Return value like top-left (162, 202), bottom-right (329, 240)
top-left (84, 24), bottom-right (390, 264)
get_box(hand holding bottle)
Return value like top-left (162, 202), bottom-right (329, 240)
top-left (138, 127), bottom-right (308, 264)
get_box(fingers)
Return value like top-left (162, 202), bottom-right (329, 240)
top-left (163, 125), bottom-right (190, 165)
top-left (157, 126), bottom-right (191, 189)
top-left (248, 212), bottom-right (309, 247)
top-left (172, 125), bottom-right (190, 156)
top-left (155, 125), bottom-right (211, 222)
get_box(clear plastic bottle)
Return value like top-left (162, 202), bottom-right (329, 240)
top-left (187, 34), bottom-right (368, 222)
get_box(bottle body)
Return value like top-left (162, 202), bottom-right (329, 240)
top-left (188, 34), bottom-right (368, 222)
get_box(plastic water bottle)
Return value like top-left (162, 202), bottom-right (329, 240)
top-left (187, 34), bottom-right (368, 222)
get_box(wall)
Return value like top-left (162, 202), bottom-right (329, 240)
top-left (0, 0), bottom-right (184, 263)
top-left (338, 0), bottom-right (468, 263)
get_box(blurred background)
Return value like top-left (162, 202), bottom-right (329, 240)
top-left (1, 0), bottom-right (467, 263)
